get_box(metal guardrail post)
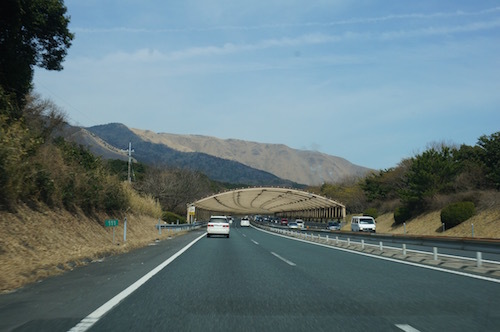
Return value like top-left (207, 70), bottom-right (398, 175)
top-left (402, 244), bottom-right (407, 256)
top-left (347, 238), bottom-right (350, 246)
top-left (433, 247), bottom-right (438, 260)
top-left (476, 252), bottom-right (482, 267)
top-left (379, 241), bottom-right (383, 251)
top-left (336, 236), bottom-right (339, 245)
top-left (361, 240), bottom-right (365, 249)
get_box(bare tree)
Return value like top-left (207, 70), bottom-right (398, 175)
top-left (136, 166), bottom-right (215, 214)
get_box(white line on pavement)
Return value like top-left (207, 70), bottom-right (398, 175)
top-left (254, 226), bottom-right (500, 284)
top-left (251, 239), bottom-right (259, 245)
top-left (271, 252), bottom-right (296, 266)
top-left (68, 232), bottom-right (206, 332)
top-left (395, 324), bottom-right (421, 332)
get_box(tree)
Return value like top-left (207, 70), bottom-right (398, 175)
top-left (136, 166), bottom-right (215, 215)
top-left (400, 146), bottom-right (459, 210)
top-left (477, 132), bottom-right (500, 189)
top-left (452, 144), bottom-right (488, 190)
top-left (0, 0), bottom-right (73, 116)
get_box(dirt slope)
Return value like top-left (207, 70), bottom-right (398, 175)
top-left (346, 209), bottom-right (500, 239)
top-left (0, 205), bottom-right (175, 293)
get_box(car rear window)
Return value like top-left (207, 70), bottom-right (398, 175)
top-left (210, 218), bottom-right (227, 223)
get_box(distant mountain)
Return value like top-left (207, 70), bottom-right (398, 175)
top-left (130, 128), bottom-right (372, 186)
top-left (60, 124), bottom-right (129, 161)
top-left (84, 123), bottom-right (301, 187)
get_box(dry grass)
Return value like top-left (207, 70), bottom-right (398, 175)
top-left (344, 208), bottom-right (500, 239)
top-left (0, 204), bottom-right (177, 293)
top-left (123, 182), bottom-right (162, 218)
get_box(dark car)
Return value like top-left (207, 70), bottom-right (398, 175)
top-left (280, 218), bottom-right (288, 226)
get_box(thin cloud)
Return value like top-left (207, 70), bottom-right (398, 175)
top-left (379, 18), bottom-right (500, 40)
top-left (93, 18), bottom-right (499, 64)
top-left (71, 6), bottom-right (500, 34)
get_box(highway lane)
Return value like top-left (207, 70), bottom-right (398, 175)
top-left (88, 226), bottom-right (500, 332)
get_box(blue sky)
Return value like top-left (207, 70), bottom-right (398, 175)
top-left (33, 1), bottom-right (500, 170)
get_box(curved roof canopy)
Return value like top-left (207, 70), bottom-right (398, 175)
top-left (192, 187), bottom-right (344, 215)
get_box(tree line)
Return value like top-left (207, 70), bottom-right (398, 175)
top-left (312, 133), bottom-right (500, 224)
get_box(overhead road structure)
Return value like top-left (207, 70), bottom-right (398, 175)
top-left (187, 187), bottom-right (345, 223)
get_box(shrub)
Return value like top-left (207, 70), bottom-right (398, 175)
top-left (363, 208), bottom-right (379, 219)
top-left (440, 201), bottom-right (475, 229)
top-left (122, 182), bottom-right (162, 218)
top-left (102, 178), bottom-right (128, 212)
top-left (162, 211), bottom-right (186, 224)
top-left (394, 205), bottom-right (412, 224)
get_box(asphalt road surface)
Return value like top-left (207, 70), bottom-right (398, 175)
top-left (2, 226), bottom-right (499, 332)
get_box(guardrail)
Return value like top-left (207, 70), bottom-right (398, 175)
top-left (253, 221), bottom-right (500, 268)
top-left (155, 221), bottom-right (207, 232)
top-left (259, 221), bottom-right (500, 255)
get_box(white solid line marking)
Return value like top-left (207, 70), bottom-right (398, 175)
top-left (242, 234), bottom-right (247, 237)
top-left (271, 252), bottom-right (296, 266)
top-left (395, 324), bottom-right (421, 332)
top-left (68, 232), bottom-right (206, 332)
top-left (251, 239), bottom-right (259, 245)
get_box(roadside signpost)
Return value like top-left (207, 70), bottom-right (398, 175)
top-left (105, 219), bottom-right (119, 243)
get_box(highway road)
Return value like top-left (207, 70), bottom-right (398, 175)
top-left (2, 226), bottom-right (499, 331)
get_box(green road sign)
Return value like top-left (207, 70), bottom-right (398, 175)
top-left (105, 219), bottom-right (119, 227)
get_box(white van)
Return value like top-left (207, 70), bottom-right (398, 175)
top-left (351, 216), bottom-right (376, 232)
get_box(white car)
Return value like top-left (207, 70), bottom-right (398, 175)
top-left (351, 216), bottom-right (376, 232)
top-left (295, 219), bottom-right (305, 230)
top-left (207, 216), bottom-right (230, 238)
top-left (240, 217), bottom-right (250, 227)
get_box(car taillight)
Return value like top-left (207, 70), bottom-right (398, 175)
top-left (223, 225), bottom-right (229, 228)
top-left (207, 224), bottom-right (213, 227)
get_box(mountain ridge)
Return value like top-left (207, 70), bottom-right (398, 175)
top-left (84, 123), bottom-right (301, 187)
top-left (129, 127), bottom-right (372, 185)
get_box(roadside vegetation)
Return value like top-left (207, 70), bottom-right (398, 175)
top-left (310, 134), bottom-right (500, 230)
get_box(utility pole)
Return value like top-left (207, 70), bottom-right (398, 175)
top-left (123, 142), bottom-right (134, 183)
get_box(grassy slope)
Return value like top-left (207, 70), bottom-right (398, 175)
top-left (344, 209), bottom-right (500, 239)
top-left (0, 205), bottom-right (177, 292)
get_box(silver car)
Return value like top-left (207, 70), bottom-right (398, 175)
top-left (327, 221), bottom-right (341, 231)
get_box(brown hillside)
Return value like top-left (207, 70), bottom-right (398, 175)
top-left (346, 209), bottom-right (500, 239)
top-left (0, 205), bottom-right (176, 293)
top-left (129, 128), bottom-right (371, 186)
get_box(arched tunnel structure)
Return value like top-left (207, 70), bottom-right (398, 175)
top-left (187, 187), bottom-right (345, 223)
